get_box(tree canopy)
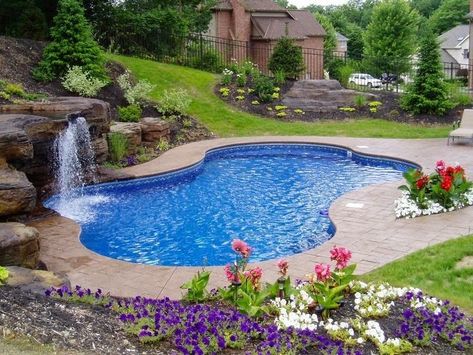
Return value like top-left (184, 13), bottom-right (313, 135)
top-left (428, 0), bottom-right (469, 34)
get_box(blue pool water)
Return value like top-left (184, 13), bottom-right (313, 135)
top-left (45, 144), bottom-right (416, 266)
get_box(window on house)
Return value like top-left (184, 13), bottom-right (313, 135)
top-left (463, 49), bottom-right (469, 59)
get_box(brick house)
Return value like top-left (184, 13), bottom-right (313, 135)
top-left (206, 0), bottom-right (326, 79)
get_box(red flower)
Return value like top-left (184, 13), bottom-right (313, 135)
top-left (441, 175), bottom-right (452, 191)
top-left (446, 166), bottom-right (455, 177)
top-left (436, 160), bottom-right (446, 173)
top-left (314, 263), bottom-right (331, 282)
top-left (224, 264), bottom-right (238, 283)
top-left (415, 175), bottom-right (429, 189)
top-left (277, 259), bottom-right (289, 276)
top-left (244, 267), bottom-right (263, 289)
top-left (454, 165), bottom-right (465, 177)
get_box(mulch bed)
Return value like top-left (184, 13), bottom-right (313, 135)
top-left (216, 80), bottom-right (466, 126)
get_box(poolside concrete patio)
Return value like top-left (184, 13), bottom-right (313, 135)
top-left (30, 137), bottom-right (473, 299)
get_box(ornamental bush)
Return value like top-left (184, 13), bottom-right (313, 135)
top-left (62, 66), bottom-right (107, 97)
top-left (268, 37), bottom-right (305, 79)
top-left (117, 72), bottom-right (155, 106)
top-left (253, 75), bottom-right (274, 103)
top-left (156, 88), bottom-right (192, 116)
top-left (118, 104), bottom-right (142, 123)
top-left (396, 160), bottom-right (473, 218)
top-left (33, 0), bottom-right (107, 82)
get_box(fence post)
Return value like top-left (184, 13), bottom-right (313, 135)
top-left (199, 33), bottom-right (204, 69)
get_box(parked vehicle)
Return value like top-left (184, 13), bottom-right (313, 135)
top-left (349, 73), bottom-right (382, 88)
top-left (380, 73), bottom-right (398, 85)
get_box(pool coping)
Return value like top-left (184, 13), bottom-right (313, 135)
top-left (30, 136), bottom-right (473, 299)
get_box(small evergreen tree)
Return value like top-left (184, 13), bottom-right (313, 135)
top-left (268, 37), bottom-right (305, 79)
top-left (401, 30), bottom-right (453, 116)
top-left (33, 0), bottom-right (106, 81)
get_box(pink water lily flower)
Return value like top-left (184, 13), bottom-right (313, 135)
top-left (314, 263), bottom-right (331, 282)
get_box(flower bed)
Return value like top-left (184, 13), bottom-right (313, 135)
top-left (46, 241), bottom-right (473, 354)
top-left (395, 161), bottom-right (473, 218)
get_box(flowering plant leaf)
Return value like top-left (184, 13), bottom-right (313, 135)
top-left (0, 266), bottom-right (8, 285)
top-left (180, 270), bottom-right (211, 303)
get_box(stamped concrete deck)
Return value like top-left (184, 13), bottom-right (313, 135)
top-left (30, 137), bottom-right (473, 299)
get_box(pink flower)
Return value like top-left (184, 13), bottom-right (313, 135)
top-left (244, 267), bottom-right (263, 289)
top-left (330, 246), bottom-right (352, 270)
top-left (436, 160), bottom-right (446, 173)
top-left (231, 239), bottom-right (251, 258)
top-left (314, 263), bottom-right (331, 282)
top-left (224, 264), bottom-right (238, 283)
top-left (277, 259), bottom-right (289, 276)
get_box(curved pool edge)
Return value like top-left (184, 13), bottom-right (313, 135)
top-left (31, 137), bottom-right (473, 299)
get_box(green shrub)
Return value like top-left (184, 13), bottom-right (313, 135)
top-left (236, 73), bottom-right (247, 87)
top-left (268, 37), bottom-right (305, 79)
top-left (118, 104), bottom-right (142, 122)
top-left (157, 88), bottom-right (192, 115)
top-left (401, 29), bottom-right (453, 115)
top-left (238, 60), bottom-right (259, 76)
top-left (117, 72), bottom-right (155, 106)
top-left (273, 70), bottom-right (285, 86)
top-left (4, 83), bottom-right (26, 97)
top-left (0, 92), bottom-right (11, 100)
top-left (192, 49), bottom-right (223, 73)
top-left (156, 138), bottom-right (170, 152)
top-left (107, 132), bottom-right (128, 162)
top-left (354, 94), bottom-right (367, 108)
top-left (32, 0), bottom-right (107, 82)
top-left (446, 81), bottom-right (472, 107)
top-left (0, 80), bottom-right (7, 91)
top-left (62, 66), bottom-right (107, 97)
top-left (253, 75), bottom-right (274, 103)
top-left (338, 64), bottom-right (354, 87)
top-left (0, 266), bottom-right (9, 285)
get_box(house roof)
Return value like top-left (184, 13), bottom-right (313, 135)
top-left (336, 32), bottom-right (348, 41)
top-left (214, 0), bottom-right (286, 12)
top-left (251, 11), bottom-right (325, 40)
top-left (440, 49), bottom-right (459, 65)
top-left (438, 24), bottom-right (469, 49)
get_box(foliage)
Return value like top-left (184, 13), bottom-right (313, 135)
top-left (268, 37), bottom-right (305, 79)
top-left (0, 0), bottom-right (49, 40)
top-left (156, 138), bottom-right (170, 152)
top-left (111, 54), bottom-right (452, 138)
top-left (446, 81), bottom-right (472, 107)
top-left (33, 0), bottom-right (106, 82)
top-left (337, 64), bottom-right (354, 87)
top-left (156, 88), bottom-right (192, 116)
top-left (221, 69), bottom-right (233, 85)
top-left (401, 30), bottom-right (453, 115)
top-left (236, 73), bottom-right (247, 87)
top-left (429, 0), bottom-right (469, 34)
top-left (0, 266), bottom-right (9, 285)
top-left (117, 72), bottom-right (155, 106)
top-left (354, 94), bottom-right (367, 107)
top-left (253, 75), bottom-right (275, 103)
top-left (107, 132), bottom-right (128, 162)
top-left (62, 66), bottom-right (107, 97)
top-left (180, 270), bottom-right (211, 303)
top-left (314, 12), bottom-right (337, 62)
top-left (399, 161), bottom-right (473, 211)
top-left (363, 0), bottom-right (419, 76)
top-left (409, 0), bottom-right (442, 18)
top-left (4, 83), bottom-right (26, 97)
top-left (188, 44), bottom-right (223, 73)
top-left (273, 70), bottom-right (285, 86)
top-left (118, 104), bottom-right (142, 122)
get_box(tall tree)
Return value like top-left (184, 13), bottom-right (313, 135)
top-left (409, 0), bottom-right (442, 18)
top-left (273, 0), bottom-right (297, 9)
top-left (363, 0), bottom-right (419, 76)
top-left (429, 0), bottom-right (469, 34)
top-left (33, 0), bottom-right (106, 81)
top-left (314, 12), bottom-right (337, 58)
top-left (401, 28), bottom-right (452, 115)
top-left (0, 0), bottom-right (48, 40)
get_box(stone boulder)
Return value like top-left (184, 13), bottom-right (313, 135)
top-left (5, 266), bottom-right (70, 295)
top-left (282, 80), bottom-right (378, 113)
top-left (140, 117), bottom-right (170, 142)
top-left (109, 122), bottom-right (142, 155)
top-left (0, 161), bottom-right (36, 217)
top-left (0, 222), bottom-right (40, 268)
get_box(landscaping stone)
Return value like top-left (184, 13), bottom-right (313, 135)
top-left (0, 160), bottom-right (36, 217)
top-left (5, 266), bottom-right (70, 294)
top-left (140, 117), bottom-right (170, 142)
top-left (282, 80), bottom-right (377, 112)
top-left (0, 222), bottom-right (40, 268)
top-left (109, 122), bottom-right (142, 155)
top-left (91, 136), bottom-right (109, 164)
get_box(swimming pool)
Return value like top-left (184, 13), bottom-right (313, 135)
top-left (45, 144), bottom-right (416, 266)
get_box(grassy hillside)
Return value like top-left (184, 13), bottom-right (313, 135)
top-left (109, 54), bottom-right (451, 139)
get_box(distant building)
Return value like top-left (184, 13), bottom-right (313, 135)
top-left (335, 32), bottom-right (348, 55)
top-left (208, 0), bottom-right (326, 79)
top-left (438, 24), bottom-right (469, 80)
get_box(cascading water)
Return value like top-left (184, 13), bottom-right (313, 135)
top-left (50, 116), bottom-right (109, 222)
top-left (54, 116), bottom-right (96, 196)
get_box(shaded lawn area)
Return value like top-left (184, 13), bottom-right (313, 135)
top-left (361, 234), bottom-right (473, 314)
top-left (108, 54), bottom-right (451, 139)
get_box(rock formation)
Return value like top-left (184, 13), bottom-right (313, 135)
top-left (0, 222), bottom-right (40, 268)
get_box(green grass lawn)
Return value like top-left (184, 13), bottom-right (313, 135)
top-left (109, 54), bottom-right (451, 139)
top-left (361, 234), bottom-right (473, 314)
